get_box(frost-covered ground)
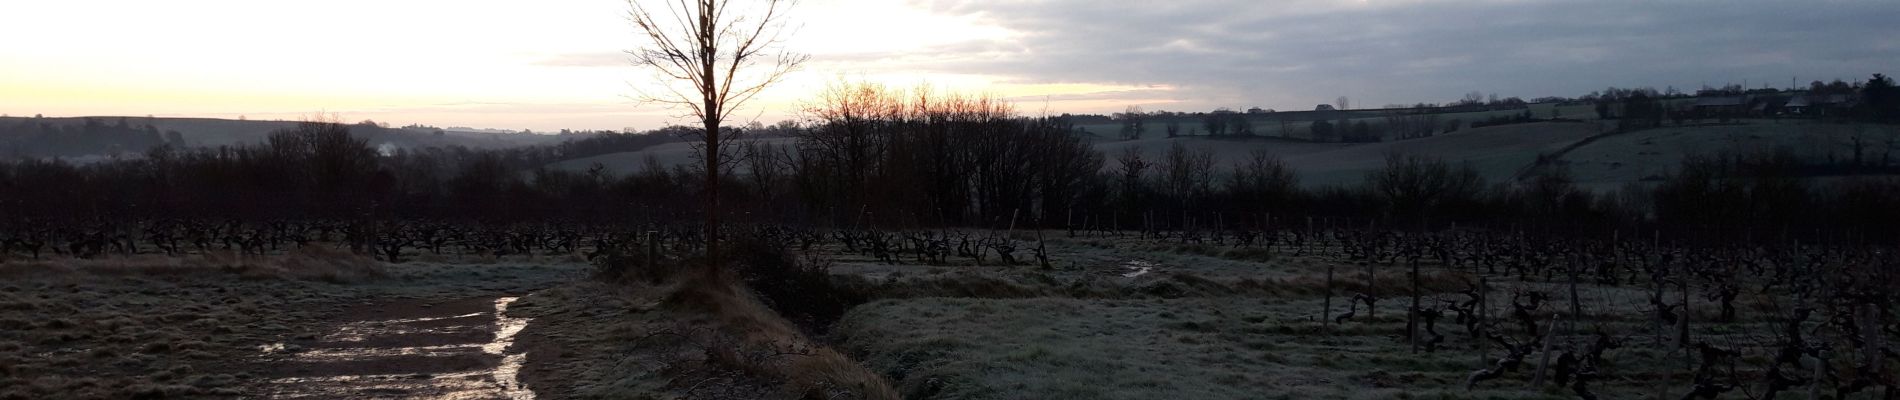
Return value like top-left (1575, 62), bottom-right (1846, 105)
top-left (822, 234), bottom-right (1785, 400)
top-left (0, 250), bottom-right (585, 399)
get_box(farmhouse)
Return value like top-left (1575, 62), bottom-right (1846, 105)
top-left (1784, 93), bottom-right (1856, 116)
top-left (1749, 95), bottom-right (1791, 116)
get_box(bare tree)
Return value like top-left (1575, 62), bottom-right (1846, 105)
top-left (1226, 149), bottom-right (1298, 211)
top-left (1367, 153), bottom-right (1485, 224)
top-left (627, 0), bottom-right (806, 272)
top-left (1336, 96), bottom-right (1350, 111)
top-left (1158, 142), bottom-right (1216, 210)
top-left (1118, 105), bottom-right (1146, 140)
top-left (1116, 146), bottom-right (1151, 211)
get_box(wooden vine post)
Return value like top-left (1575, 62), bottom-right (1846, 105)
top-left (1323, 265), bottom-right (1335, 334)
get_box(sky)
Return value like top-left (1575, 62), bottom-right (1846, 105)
top-left (2, 0), bottom-right (1895, 132)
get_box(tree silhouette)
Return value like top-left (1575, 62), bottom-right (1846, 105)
top-left (627, 0), bottom-right (806, 274)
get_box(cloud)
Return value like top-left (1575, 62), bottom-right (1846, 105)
top-left (877, 0), bottom-right (1900, 112)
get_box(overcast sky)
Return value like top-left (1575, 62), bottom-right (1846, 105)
top-left (3, 0), bottom-right (1894, 131)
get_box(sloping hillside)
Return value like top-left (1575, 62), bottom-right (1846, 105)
top-left (547, 137), bottom-right (799, 175)
top-left (1279, 121), bottom-right (1601, 186)
top-left (1552, 121), bottom-right (1900, 188)
top-left (547, 122), bottom-right (1604, 188)
top-left (0, 116), bottom-right (587, 159)
top-left (1098, 121), bottom-right (1602, 187)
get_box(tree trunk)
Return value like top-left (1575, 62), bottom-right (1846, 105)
top-left (703, 114), bottom-right (722, 278)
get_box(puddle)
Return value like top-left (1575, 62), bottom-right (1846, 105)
top-left (258, 296), bottom-right (537, 399)
top-left (1122, 260), bottom-right (1157, 278)
top-left (487, 297), bottom-right (534, 399)
top-left (321, 312), bottom-right (488, 342)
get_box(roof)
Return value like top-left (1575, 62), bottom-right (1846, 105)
top-left (1786, 93), bottom-right (1855, 107)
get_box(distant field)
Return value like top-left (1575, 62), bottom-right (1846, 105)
top-left (1072, 103), bottom-right (1601, 140)
top-left (1090, 122), bottom-right (1602, 187)
top-left (543, 117), bottom-right (1897, 191)
top-left (547, 122), bottom-right (1603, 187)
top-left (547, 137), bottom-right (799, 174)
top-left (553, 122), bottom-right (1604, 188)
top-left (1553, 120), bottom-right (1900, 190)
top-left (0, 116), bottom-right (582, 152)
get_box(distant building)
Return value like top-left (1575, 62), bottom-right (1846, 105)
top-left (1783, 93), bottom-right (1855, 116)
top-left (1314, 104), bottom-right (1336, 111)
top-left (1247, 107), bottom-right (1272, 114)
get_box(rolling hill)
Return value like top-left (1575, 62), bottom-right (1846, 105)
top-left (0, 116), bottom-right (590, 159)
top-left (547, 121), bottom-right (1607, 188)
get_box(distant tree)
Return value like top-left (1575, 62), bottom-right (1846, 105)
top-left (1225, 149), bottom-right (1298, 212)
top-left (1861, 73), bottom-right (1897, 122)
top-left (1367, 153), bottom-right (1485, 224)
top-left (1115, 146), bottom-right (1151, 211)
top-left (1230, 113), bottom-right (1254, 136)
top-left (1310, 119), bottom-right (1336, 142)
top-left (1813, 79), bottom-right (1857, 96)
top-left (1165, 118), bottom-right (1181, 138)
top-left (1461, 91), bottom-right (1485, 106)
top-left (1157, 141), bottom-right (1215, 210)
top-left (1118, 105), bottom-right (1147, 140)
top-left (1350, 120), bottom-right (1375, 143)
top-left (1336, 96), bottom-right (1351, 111)
top-left (1618, 92), bottom-right (1663, 131)
top-left (1203, 109), bottom-right (1231, 136)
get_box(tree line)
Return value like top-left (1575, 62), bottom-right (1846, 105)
top-left (3, 83), bottom-right (1898, 242)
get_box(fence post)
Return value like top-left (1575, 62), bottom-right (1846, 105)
top-left (1478, 276), bottom-right (1489, 368)
top-left (1531, 314), bottom-right (1561, 387)
top-left (1810, 349), bottom-right (1825, 400)
top-left (645, 230), bottom-right (659, 274)
top-left (1323, 265), bottom-right (1335, 334)
top-left (1366, 262), bottom-right (1377, 321)
top-left (1408, 257), bottom-right (1421, 353)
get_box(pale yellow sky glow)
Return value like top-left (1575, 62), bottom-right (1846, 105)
top-left (0, 0), bottom-right (1156, 131)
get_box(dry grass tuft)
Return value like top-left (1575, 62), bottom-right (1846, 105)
top-left (666, 274), bottom-right (900, 400)
top-left (0, 246), bottom-right (385, 283)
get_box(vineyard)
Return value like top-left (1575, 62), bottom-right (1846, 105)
top-left (5, 214), bottom-right (1893, 399)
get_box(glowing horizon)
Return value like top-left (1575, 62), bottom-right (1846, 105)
top-left (6, 0), bottom-right (1891, 132)
top-left (0, 0), bottom-right (1162, 132)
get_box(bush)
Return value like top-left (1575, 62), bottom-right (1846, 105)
top-left (729, 235), bottom-right (868, 333)
top-left (589, 242), bottom-right (667, 283)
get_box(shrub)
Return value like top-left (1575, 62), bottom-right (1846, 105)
top-left (729, 235), bottom-right (868, 333)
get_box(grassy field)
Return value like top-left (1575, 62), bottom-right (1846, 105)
top-left (804, 233), bottom-right (1797, 400)
top-left (1071, 103), bottom-right (1602, 140)
top-left (1552, 120), bottom-right (1900, 189)
top-left (1094, 121), bottom-right (1603, 187)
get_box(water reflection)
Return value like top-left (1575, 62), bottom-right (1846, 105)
top-left (258, 296), bottom-right (536, 399)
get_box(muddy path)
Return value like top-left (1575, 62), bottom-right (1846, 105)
top-left (245, 295), bottom-right (538, 399)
